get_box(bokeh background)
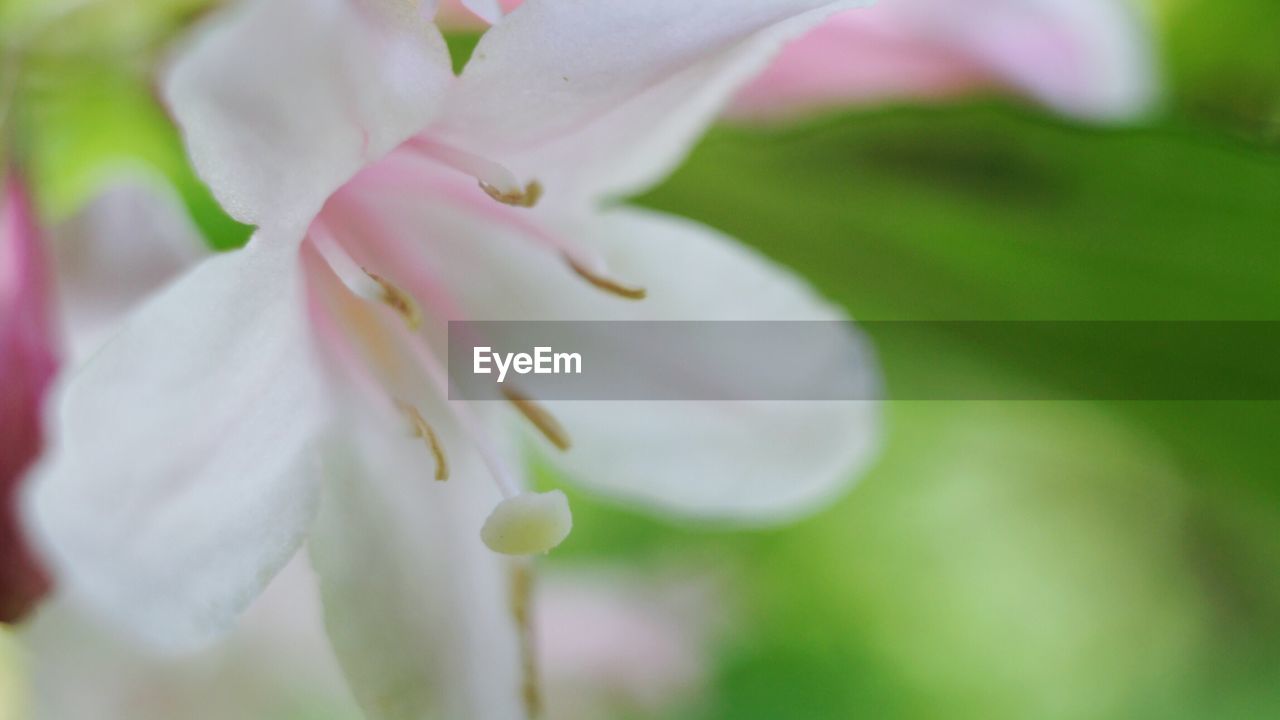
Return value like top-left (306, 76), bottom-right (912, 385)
top-left (2, 0), bottom-right (1279, 718)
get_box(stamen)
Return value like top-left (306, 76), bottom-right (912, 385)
top-left (563, 253), bottom-right (647, 300)
top-left (502, 387), bottom-right (571, 451)
top-left (310, 224), bottom-right (382, 298)
top-left (398, 401), bottom-right (449, 481)
top-left (393, 319), bottom-right (523, 499)
top-left (480, 179), bottom-right (542, 208)
top-left (381, 157), bottom-right (649, 300)
top-left (311, 224), bottom-right (422, 329)
top-left (411, 138), bottom-right (541, 208)
top-left (366, 271), bottom-right (422, 330)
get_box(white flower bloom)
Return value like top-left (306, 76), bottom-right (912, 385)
top-left (24, 1), bottom-right (881, 717)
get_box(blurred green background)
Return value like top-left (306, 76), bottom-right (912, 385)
top-left (3, 0), bottom-right (1279, 718)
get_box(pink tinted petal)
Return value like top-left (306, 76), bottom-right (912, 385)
top-left (954, 0), bottom-right (1156, 119)
top-left (539, 574), bottom-right (714, 718)
top-left (0, 169), bottom-right (56, 622)
top-left (731, 0), bottom-right (1156, 121)
top-left (436, 0), bottom-right (521, 28)
top-left (732, 13), bottom-right (990, 118)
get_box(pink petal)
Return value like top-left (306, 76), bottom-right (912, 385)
top-left (434, 0), bottom-right (874, 204)
top-left (436, 0), bottom-right (521, 28)
top-left (730, 0), bottom-right (1157, 121)
top-left (0, 168), bottom-right (57, 622)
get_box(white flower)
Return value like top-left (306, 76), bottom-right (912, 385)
top-left (24, 1), bottom-right (881, 717)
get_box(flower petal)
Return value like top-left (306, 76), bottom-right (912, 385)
top-left (52, 175), bottom-right (206, 362)
top-left (308, 405), bottom-right (529, 720)
top-left (537, 209), bottom-right (881, 519)
top-left (435, 0), bottom-right (871, 204)
top-left (731, 0), bottom-right (1157, 121)
top-left (0, 170), bottom-right (57, 622)
top-left (23, 237), bottom-right (330, 651)
top-left (165, 0), bottom-right (453, 229)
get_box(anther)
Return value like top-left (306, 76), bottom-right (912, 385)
top-left (399, 402), bottom-right (448, 481)
top-left (412, 138), bottom-right (541, 208)
top-left (502, 387), bottom-right (571, 451)
top-left (366, 270), bottom-right (422, 330)
top-left (563, 253), bottom-right (647, 300)
top-left (310, 225), bottom-right (424, 328)
top-left (480, 179), bottom-right (543, 208)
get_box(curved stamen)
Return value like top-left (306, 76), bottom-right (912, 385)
top-left (410, 137), bottom-right (542, 208)
top-left (395, 320), bottom-right (522, 500)
top-left (501, 386), bottom-right (571, 451)
top-left (399, 401), bottom-right (449, 481)
top-left (311, 223), bottom-right (423, 328)
top-left (309, 223), bottom-right (382, 297)
top-left (562, 253), bottom-right (647, 300)
top-left (366, 271), bottom-right (422, 330)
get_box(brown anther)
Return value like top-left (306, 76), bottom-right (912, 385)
top-left (480, 179), bottom-right (543, 208)
top-left (502, 387), bottom-right (571, 452)
top-left (366, 270), bottom-right (422, 330)
top-left (563, 254), bottom-right (647, 300)
top-left (399, 402), bottom-right (449, 481)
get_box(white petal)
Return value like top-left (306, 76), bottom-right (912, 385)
top-left (436, 0), bottom-right (870, 205)
top-left (541, 210), bottom-right (881, 519)
top-left (23, 237), bottom-right (330, 651)
top-left (165, 0), bottom-right (454, 229)
top-left (52, 174), bottom-right (206, 362)
top-left (308, 405), bottom-right (528, 719)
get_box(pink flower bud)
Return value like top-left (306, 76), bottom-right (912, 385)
top-left (0, 168), bottom-right (56, 621)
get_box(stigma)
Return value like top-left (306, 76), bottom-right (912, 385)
top-left (481, 490), bottom-right (573, 555)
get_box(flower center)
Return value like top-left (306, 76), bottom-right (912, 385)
top-left (307, 220), bottom-right (576, 556)
top-left (394, 139), bottom-right (649, 301)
